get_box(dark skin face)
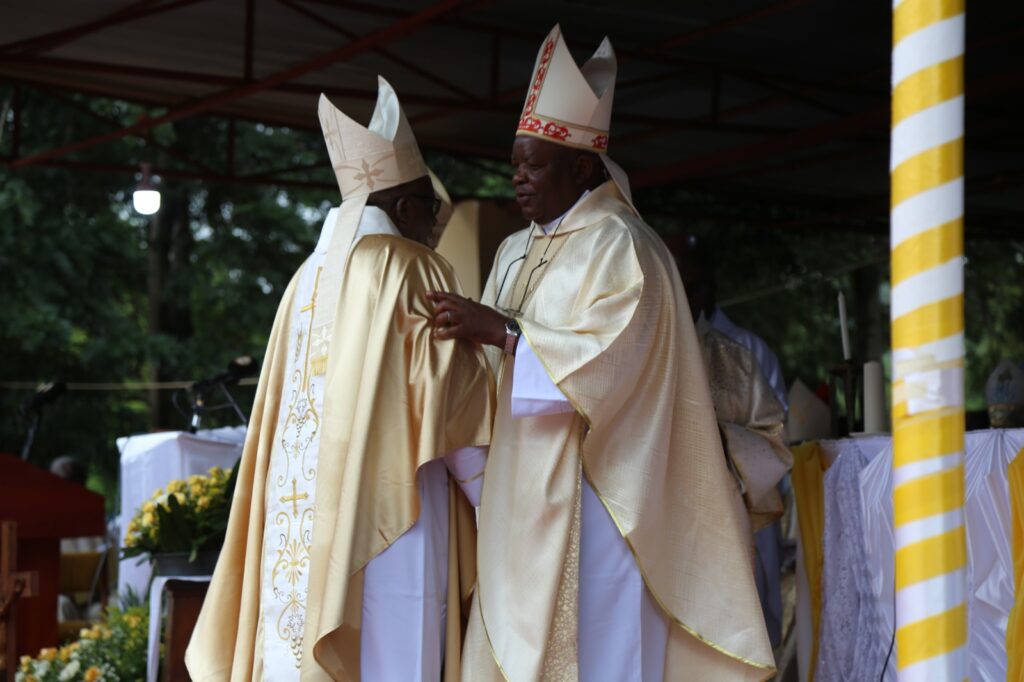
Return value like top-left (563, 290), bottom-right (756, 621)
top-left (370, 175), bottom-right (440, 248)
top-left (427, 137), bottom-right (606, 347)
top-left (512, 136), bottom-right (602, 224)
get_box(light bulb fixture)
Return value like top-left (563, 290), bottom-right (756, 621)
top-left (133, 163), bottom-right (161, 215)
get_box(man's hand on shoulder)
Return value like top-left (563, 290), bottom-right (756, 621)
top-left (426, 291), bottom-right (508, 348)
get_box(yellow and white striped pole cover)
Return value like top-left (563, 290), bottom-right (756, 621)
top-left (890, 0), bottom-right (967, 680)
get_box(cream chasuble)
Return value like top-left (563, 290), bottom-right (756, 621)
top-left (186, 206), bottom-right (492, 682)
top-left (462, 180), bottom-right (774, 682)
top-left (698, 325), bottom-right (792, 648)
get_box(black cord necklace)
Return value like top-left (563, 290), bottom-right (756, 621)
top-left (495, 212), bottom-right (568, 314)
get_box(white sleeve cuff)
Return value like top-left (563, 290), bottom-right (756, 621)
top-left (444, 446), bottom-right (487, 507)
top-left (511, 337), bottom-right (575, 418)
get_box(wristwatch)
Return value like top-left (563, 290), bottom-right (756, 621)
top-left (503, 318), bottom-right (521, 355)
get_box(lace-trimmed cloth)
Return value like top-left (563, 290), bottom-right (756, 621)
top-left (817, 440), bottom-right (890, 681)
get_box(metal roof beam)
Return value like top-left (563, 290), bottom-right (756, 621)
top-left (0, 54), bottom-right (469, 106)
top-left (646, 0), bottom-right (814, 53)
top-left (0, 0), bottom-right (205, 55)
top-left (243, 0), bottom-right (255, 81)
top-left (1, 54), bottom-right (794, 135)
top-left (43, 88), bottom-right (219, 175)
top-left (7, 0), bottom-right (477, 169)
top-left (276, 0), bottom-right (478, 101)
top-left (2, 157), bottom-right (337, 190)
top-left (630, 67), bottom-right (1024, 188)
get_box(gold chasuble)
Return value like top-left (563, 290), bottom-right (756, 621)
top-left (186, 234), bottom-right (492, 681)
top-left (699, 327), bottom-right (792, 532)
top-left (1008, 447), bottom-right (1024, 682)
top-left (463, 180), bottom-right (774, 681)
top-left (188, 76), bottom-right (490, 681)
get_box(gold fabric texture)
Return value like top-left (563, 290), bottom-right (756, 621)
top-left (1007, 447), bottom-right (1024, 682)
top-left (700, 328), bottom-right (793, 531)
top-left (790, 441), bottom-right (832, 682)
top-left (463, 180), bottom-right (775, 681)
top-left (186, 235), bottom-right (493, 681)
top-left (539, 469), bottom-right (582, 681)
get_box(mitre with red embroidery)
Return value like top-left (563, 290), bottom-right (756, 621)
top-left (517, 24), bottom-right (632, 202)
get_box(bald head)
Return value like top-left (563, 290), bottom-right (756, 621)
top-left (366, 175), bottom-right (440, 248)
top-left (50, 455), bottom-right (87, 486)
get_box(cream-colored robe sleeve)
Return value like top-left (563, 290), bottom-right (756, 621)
top-left (187, 236), bottom-right (493, 682)
top-left (474, 180), bottom-right (774, 681)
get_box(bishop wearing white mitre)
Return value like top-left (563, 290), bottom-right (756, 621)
top-left (186, 77), bottom-right (493, 682)
top-left (430, 26), bottom-right (775, 682)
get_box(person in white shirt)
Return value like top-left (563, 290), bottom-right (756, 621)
top-left (672, 233), bottom-right (787, 411)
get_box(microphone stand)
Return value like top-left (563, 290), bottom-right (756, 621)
top-left (19, 382), bottom-right (66, 461)
top-left (187, 384), bottom-right (246, 433)
top-left (19, 410), bottom-right (40, 461)
top-left (219, 383), bottom-right (248, 425)
top-left (186, 357), bottom-right (257, 433)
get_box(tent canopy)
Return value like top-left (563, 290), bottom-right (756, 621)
top-left (1, 0), bottom-right (1022, 235)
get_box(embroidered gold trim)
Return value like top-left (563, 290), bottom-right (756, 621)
top-left (582, 462), bottom-right (777, 676)
top-left (518, 316), bottom-right (775, 675)
top-left (475, 575), bottom-right (513, 682)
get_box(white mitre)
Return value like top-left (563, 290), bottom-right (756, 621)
top-left (318, 76), bottom-right (452, 231)
top-left (517, 24), bottom-right (632, 204)
top-left (310, 78), bottom-right (452, 355)
top-left (319, 76), bottom-right (429, 199)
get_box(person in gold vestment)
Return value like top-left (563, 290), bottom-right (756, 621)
top-left (428, 25), bottom-right (774, 682)
top-left (185, 78), bottom-right (493, 682)
top-left (672, 234), bottom-right (792, 651)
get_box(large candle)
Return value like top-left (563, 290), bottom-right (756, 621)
top-left (863, 360), bottom-right (885, 433)
top-left (838, 291), bottom-right (851, 361)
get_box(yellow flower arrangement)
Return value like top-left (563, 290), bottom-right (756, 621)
top-left (121, 465), bottom-right (236, 562)
top-left (16, 606), bottom-right (147, 682)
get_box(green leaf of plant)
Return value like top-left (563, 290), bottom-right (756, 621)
top-left (156, 494), bottom-right (193, 552)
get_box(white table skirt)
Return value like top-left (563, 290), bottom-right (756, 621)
top-left (796, 429), bottom-right (1019, 682)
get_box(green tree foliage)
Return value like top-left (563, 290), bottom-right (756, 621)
top-left (644, 191), bottom-right (1024, 418)
top-left (0, 87), bottom-right (335, 506)
top-left (1, 84), bottom-right (1022, 515)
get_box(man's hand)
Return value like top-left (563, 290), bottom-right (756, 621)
top-left (427, 291), bottom-right (508, 348)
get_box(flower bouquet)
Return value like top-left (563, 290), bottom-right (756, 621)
top-left (121, 465), bottom-right (237, 575)
top-left (15, 606), bottom-right (147, 682)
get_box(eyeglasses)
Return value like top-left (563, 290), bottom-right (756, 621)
top-left (494, 252), bottom-right (540, 316)
top-left (494, 214), bottom-right (567, 314)
top-left (406, 194), bottom-right (442, 217)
